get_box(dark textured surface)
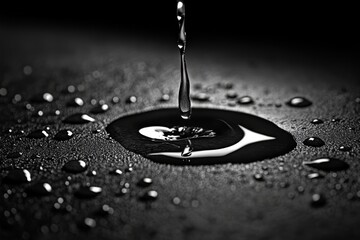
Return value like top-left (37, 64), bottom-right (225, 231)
top-left (1, 25), bottom-right (360, 240)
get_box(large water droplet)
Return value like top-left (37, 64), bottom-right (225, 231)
top-left (303, 158), bottom-right (349, 171)
top-left (54, 130), bottom-right (74, 141)
top-left (27, 130), bottom-right (49, 139)
top-left (63, 113), bottom-right (95, 124)
top-left (62, 160), bottom-right (88, 173)
top-left (4, 169), bottom-right (31, 184)
top-left (286, 97), bottom-right (312, 108)
top-left (311, 118), bottom-right (324, 124)
top-left (303, 137), bottom-right (325, 147)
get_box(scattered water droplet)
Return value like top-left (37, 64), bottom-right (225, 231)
top-left (303, 158), bottom-right (349, 171)
top-left (63, 113), bottom-right (95, 124)
top-left (7, 151), bottom-right (23, 159)
top-left (96, 204), bottom-right (114, 216)
top-left (286, 97), bottom-right (312, 108)
top-left (116, 188), bottom-right (129, 196)
top-left (75, 186), bottom-right (102, 198)
top-left (311, 193), bottom-right (326, 207)
top-left (62, 85), bottom-right (76, 94)
top-left (27, 130), bottom-right (49, 139)
top-left (303, 137), bottom-right (325, 147)
top-left (109, 169), bottom-right (123, 175)
top-left (78, 217), bottom-right (96, 230)
top-left (137, 177), bottom-right (153, 187)
top-left (125, 167), bottom-right (134, 173)
top-left (139, 190), bottom-right (158, 201)
top-left (311, 118), bottom-right (324, 124)
top-left (0, 87), bottom-right (8, 96)
top-left (237, 96), bottom-right (254, 105)
top-left (111, 96), bottom-right (120, 104)
top-left (23, 65), bottom-right (33, 75)
top-left (86, 170), bottom-right (97, 177)
top-left (307, 172), bottom-right (324, 179)
top-left (339, 145), bottom-right (352, 152)
top-left (90, 104), bottom-right (110, 114)
top-left (217, 82), bottom-right (233, 89)
top-left (331, 118), bottom-right (340, 123)
top-left (31, 93), bottom-right (54, 103)
top-left (54, 130), bottom-right (74, 141)
top-left (67, 97), bottom-right (84, 107)
top-left (126, 96), bottom-right (137, 104)
top-left (62, 160), bottom-right (88, 173)
top-left (4, 169), bottom-right (31, 184)
top-left (253, 173), bottom-right (265, 181)
top-left (172, 197), bottom-right (181, 205)
top-left (226, 90), bottom-right (238, 99)
top-left (159, 94), bottom-right (170, 102)
top-left (26, 183), bottom-right (52, 196)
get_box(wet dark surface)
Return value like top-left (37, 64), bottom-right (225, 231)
top-left (1, 25), bottom-right (360, 240)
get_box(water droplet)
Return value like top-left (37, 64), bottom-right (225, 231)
top-left (86, 170), bottom-right (97, 177)
top-left (111, 96), bottom-right (120, 104)
top-left (75, 186), bottom-right (102, 198)
top-left (0, 87), bottom-right (8, 97)
top-left (67, 97), bottom-right (84, 107)
top-left (23, 65), bottom-right (33, 75)
top-left (116, 188), bottom-right (129, 196)
top-left (226, 90), bottom-right (238, 99)
top-left (31, 93), bottom-right (54, 103)
top-left (63, 113), bottom-right (95, 124)
top-left (191, 93), bottom-right (210, 102)
top-left (78, 217), bottom-right (96, 230)
top-left (303, 137), bottom-right (325, 147)
top-left (303, 158), bottom-right (349, 171)
top-left (62, 85), bottom-right (76, 94)
top-left (311, 118), bottom-right (324, 124)
top-left (237, 96), bottom-right (254, 105)
top-left (307, 172), bottom-right (324, 179)
top-left (253, 173), bottom-right (265, 181)
top-left (7, 151), bottom-right (23, 158)
top-left (217, 82), bottom-right (233, 89)
top-left (355, 97), bottom-right (360, 103)
top-left (96, 204), bottom-right (114, 216)
top-left (27, 130), bottom-right (49, 139)
top-left (125, 167), bottom-right (134, 173)
top-left (12, 94), bottom-right (22, 103)
top-left (137, 177), bottom-right (153, 187)
top-left (172, 197), bottom-right (181, 205)
top-left (331, 118), bottom-right (340, 123)
top-left (54, 130), bottom-right (74, 141)
top-left (286, 97), bottom-right (312, 108)
top-left (339, 145), bottom-right (352, 152)
top-left (139, 190), bottom-right (158, 201)
top-left (109, 169), bottom-right (123, 175)
top-left (311, 193), bottom-right (326, 207)
top-left (62, 160), bottom-right (87, 173)
top-left (126, 96), bottom-right (137, 104)
top-left (159, 94), bottom-right (170, 102)
top-left (90, 104), bottom-right (109, 114)
top-left (4, 169), bottom-right (31, 184)
top-left (26, 183), bottom-right (52, 196)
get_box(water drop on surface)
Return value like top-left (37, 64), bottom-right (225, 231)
top-left (311, 193), bottom-right (326, 207)
top-left (159, 94), bottom-right (170, 102)
top-left (90, 104), bottom-right (110, 114)
top-left (139, 190), bottom-right (158, 202)
top-left (126, 96), bottom-right (137, 104)
top-left (339, 145), bottom-right (351, 152)
top-left (237, 96), bottom-right (254, 105)
top-left (303, 158), bottom-right (349, 171)
top-left (307, 172), bottom-right (324, 179)
top-left (31, 93), bottom-right (54, 103)
top-left (311, 118), bottom-right (324, 124)
top-left (0, 87), bottom-right (8, 96)
top-left (303, 137), bottom-right (325, 147)
top-left (137, 177), bottom-right (153, 187)
top-left (63, 113), bottom-right (95, 124)
top-left (62, 160), bottom-right (87, 173)
top-left (116, 188), bottom-right (129, 196)
top-left (54, 130), bottom-right (74, 141)
top-left (96, 204), bottom-right (114, 216)
top-left (67, 97), bottom-right (84, 107)
top-left (253, 173), bottom-right (265, 181)
top-left (74, 186), bottom-right (102, 199)
top-left (27, 130), bottom-right (49, 139)
top-left (226, 90), bottom-right (238, 99)
top-left (7, 151), bottom-right (23, 159)
top-left (78, 217), bottom-right (96, 230)
top-left (109, 169), bottom-right (123, 175)
top-left (4, 169), bottom-right (31, 184)
top-left (286, 97), bottom-right (312, 108)
top-left (26, 183), bottom-right (52, 196)
top-left (87, 170), bottom-right (97, 177)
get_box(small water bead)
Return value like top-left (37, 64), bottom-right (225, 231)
top-left (116, 188), bottom-right (129, 196)
top-left (310, 193), bottom-right (326, 207)
top-left (111, 96), bottom-right (120, 104)
top-left (159, 94), bottom-right (170, 102)
top-left (12, 94), bottom-right (22, 103)
top-left (96, 204), bottom-right (114, 216)
top-left (126, 96), bottom-right (137, 104)
top-left (226, 90), bottom-right (238, 99)
top-left (74, 186), bottom-right (102, 199)
top-left (27, 130), bottom-right (49, 139)
top-left (339, 145), bottom-right (352, 152)
top-left (355, 97), bottom-right (360, 103)
top-left (0, 87), bottom-right (8, 96)
top-left (307, 172), bottom-right (324, 179)
top-left (78, 217), bottom-right (96, 230)
top-left (62, 160), bottom-right (87, 173)
top-left (303, 158), bottom-right (349, 172)
top-left (23, 65), bottom-right (33, 75)
top-left (311, 118), bottom-right (324, 124)
top-left (237, 96), bottom-right (254, 105)
top-left (90, 104), bottom-right (110, 114)
top-left (26, 183), bottom-right (52, 196)
top-left (139, 190), bottom-right (158, 202)
top-left (3, 169), bottom-right (31, 184)
top-left (54, 130), bottom-right (74, 141)
top-left (63, 113), bottom-right (95, 124)
top-left (253, 173), bottom-right (265, 181)
top-left (125, 167), bottom-right (134, 173)
top-left (137, 178), bottom-right (153, 187)
top-left (191, 93), bottom-right (210, 102)
top-left (87, 170), bottom-right (97, 177)
top-left (109, 169), bottom-right (123, 175)
top-left (172, 197), bottom-right (181, 205)
top-left (331, 118), bottom-right (340, 123)
top-left (303, 137), bottom-right (325, 147)
top-left (286, 97), bottom-right (312, 108)
top-left (62, 85), bottom-right (76, 94)
top-left (67, 97), bottom-right (84, 107)
top-left (31, 93), bottom-right (54, 103)
top-left (7, 151), bottom-right (23, 158)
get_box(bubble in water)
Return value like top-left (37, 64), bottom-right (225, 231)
top-left (4, 169), bottom-right (31, 184)
top-left (310, 193), bottom-right (326, 207)
top-left (286, 97), bottom-right (312, 108)
top-left (139, 190), bottom-right (158, 202)
top-left (311, 118), bottom-right (324, 124)
top-left (75, 186), bottom-right (102, 198)
top-left (26, 183), bottom-right (52, 196)
top-left (54, 130), bottom-right (74, 141)
top-left (237, 96), bottom-right (254, 105)
top-left (339, 145), bottom-right (352, 152)
top-left (31, 93), bottom-right (54, 103)
top-left (27, 130), bottom-right (49, 139)
top-left (137, 177), bottom-right (153, 187)
top-left (90, 104), bottom-right (110, 114)
top-left (303, 158), bottom-right (349, 171)
top-left (63, 113), bottom-right (95, 124)
top-left (67, 97), bottom-right (84, 107)
top-left (303, 137), bottom-right (325, 147)
top-left (62, 160), bottom-right (88, 173)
